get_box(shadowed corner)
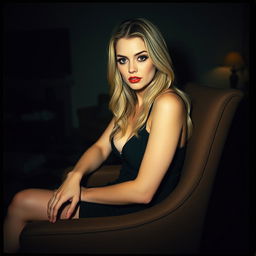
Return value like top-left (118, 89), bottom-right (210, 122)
top-left (167, 41), bottom-right (196, 90)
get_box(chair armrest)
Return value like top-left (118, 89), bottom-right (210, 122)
top-left (20, 185), bottom-right (197, 253)
top-left (86, 165), bottom-right (121, 187)
top-left (20, 181), bottom-right (188, 237)
top-left (61, 165), bottom-right (121, 187)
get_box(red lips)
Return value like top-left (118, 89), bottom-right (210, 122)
top-left (128, 76), bottom-right (142, 83)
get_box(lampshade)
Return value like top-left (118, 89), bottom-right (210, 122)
top-left (224, 52), bottom-right (244, 69)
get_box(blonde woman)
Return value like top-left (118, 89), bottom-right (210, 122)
top-left (4, 18), bottom-right (192, 253)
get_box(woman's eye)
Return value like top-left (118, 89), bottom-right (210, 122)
top-left (138, 55), bottom-right (148, 62)
top-left (117, 58), bottom-right (127, 64)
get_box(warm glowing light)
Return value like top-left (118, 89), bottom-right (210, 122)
top-left (224, 52), bottom-right (244, 69)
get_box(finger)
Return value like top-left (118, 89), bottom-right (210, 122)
top-left (50, 197), bottom-right (63, 222)
top-left (66, 197), bottom-right (79, 219)
top-left (51, 199), bottom-right (65, 223)
top-left (50, 192), bottom-right (71, 223)
top-left (49, 194), bottom-right (62, 222)
top-left (47, 190), bottom-right (58, 217)
top-left (47, 197), bottom-right (56, 220)
top-left (47, 198), bottom-right (53, 219)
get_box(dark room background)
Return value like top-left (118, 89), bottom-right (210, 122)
top-left (3, 2), bottom-right (252, 254)
top-left (3, 2), bottom-right (250, 129)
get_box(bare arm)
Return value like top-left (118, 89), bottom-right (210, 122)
top-left (70, 118), bottom-right (115, 178)
top-left (82, 93), bottom-right (185, 205)
top-left (47, 118), bottom-right (115, 222)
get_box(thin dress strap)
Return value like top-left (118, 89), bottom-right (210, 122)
top-left (142, 103), bottom-right (154, 131)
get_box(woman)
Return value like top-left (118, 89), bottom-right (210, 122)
top-left (4, 18), bottom-right (192, 253)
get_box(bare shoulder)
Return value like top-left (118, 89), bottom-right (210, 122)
top-left (147, 90), bottom-right (186, 132)
top-left (153, 90), bottom-right (185, 114)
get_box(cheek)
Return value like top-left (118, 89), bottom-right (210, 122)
top-left (145, 64), bottom-right (156, 78)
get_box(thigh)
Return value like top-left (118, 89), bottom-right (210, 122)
top-left (10, 188), bottom-right (80, 221)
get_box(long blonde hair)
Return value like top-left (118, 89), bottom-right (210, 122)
top-left (107, 18), bottom-right (192, 140)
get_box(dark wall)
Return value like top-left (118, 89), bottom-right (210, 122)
top-left (3, 2), bottom-right (250, 128)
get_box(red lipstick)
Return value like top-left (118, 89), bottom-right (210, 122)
top-left (128, 76), bottom-right (142, 83)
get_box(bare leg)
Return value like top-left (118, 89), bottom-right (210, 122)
top-left (3, 188), bottom-right (80, 253)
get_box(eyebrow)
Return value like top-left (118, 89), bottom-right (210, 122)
top-left (116, 50), bottom-right (148, 58)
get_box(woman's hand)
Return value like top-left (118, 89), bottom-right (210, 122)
top-left (47, 171), bottom-right (82, 223)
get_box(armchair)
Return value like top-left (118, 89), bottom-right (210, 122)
top-left (20, 83), bottom-right (243, 254)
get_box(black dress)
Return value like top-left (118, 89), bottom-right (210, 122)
top-left (79, 126), bottom-right (186, 218)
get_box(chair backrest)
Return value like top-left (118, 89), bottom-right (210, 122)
top-left (141, 82), bottom-right (244, 252)
top-left (179, 83), bottom-right (243, 204)
top-left (151, 82), bottom-right (244, 239)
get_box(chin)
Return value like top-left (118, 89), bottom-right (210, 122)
top-left (131, 84), bottom-right (149, 92)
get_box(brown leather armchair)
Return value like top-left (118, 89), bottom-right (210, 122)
top-left (20, 83), bottom-right (243, 254)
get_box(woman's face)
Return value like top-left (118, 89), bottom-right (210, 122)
top-left (115, 37), bottom-right (156, 93)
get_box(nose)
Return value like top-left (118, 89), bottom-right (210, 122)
top-left (128, 60), bottom-right (137, 74)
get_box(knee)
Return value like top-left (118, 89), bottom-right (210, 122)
top-left (7, 189), bottom-right (35, 218)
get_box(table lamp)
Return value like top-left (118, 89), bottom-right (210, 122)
top-left (224, 52), bottom-right (244, 88)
